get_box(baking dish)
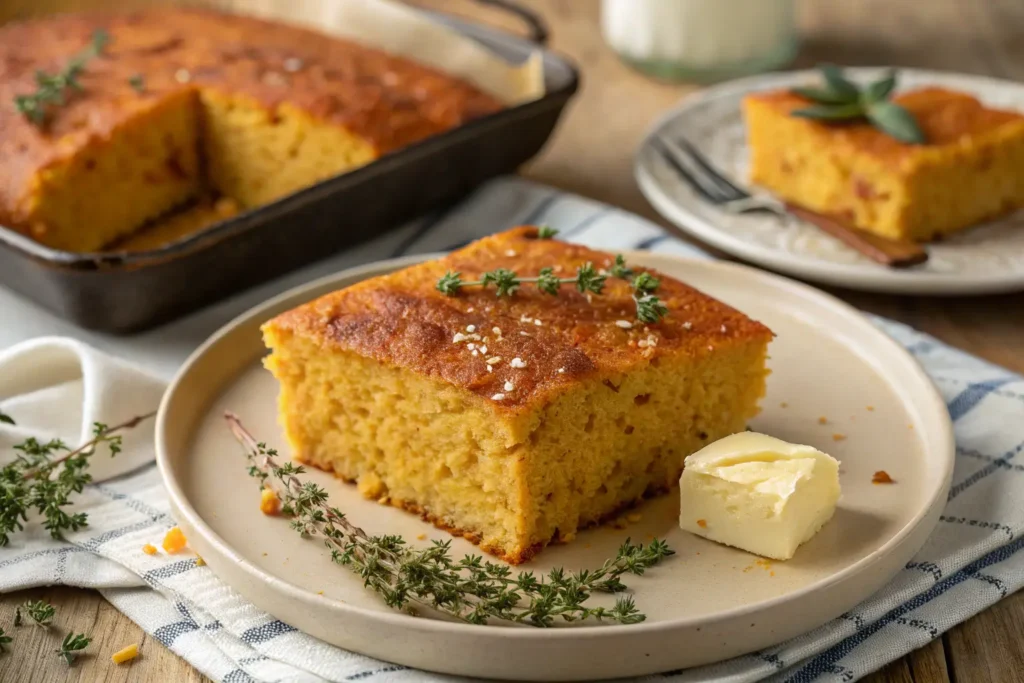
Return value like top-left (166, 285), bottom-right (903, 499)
top-left (0, 0), bottom-right (577, 333)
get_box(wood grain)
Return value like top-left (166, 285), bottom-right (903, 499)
top-left (2, 1), bottom-right (1023, 681)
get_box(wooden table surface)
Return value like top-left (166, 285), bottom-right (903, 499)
top-left (3, 0), bottom-right (1024, 681)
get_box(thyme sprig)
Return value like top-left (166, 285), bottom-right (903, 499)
top-left (0, 411), bottom-right (155, 546)
top-left (226, 412), bottom-right (673, 626)
top-left (436, 250), bottom-right (669, 323)
top-left (14, 28), bottom-right (109, 126)
top-left (0, 627), bottom-right (10, 653)
top-left (22, 600), bottom-right (55, 628)
top-left (55, 632), bottom-right (90, 665)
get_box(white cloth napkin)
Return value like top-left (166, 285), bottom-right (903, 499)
top-left (1, 177), bottom-right (1023, 683)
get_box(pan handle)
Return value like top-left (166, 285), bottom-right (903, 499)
top-left (469, 0), bottom-right (549, 45)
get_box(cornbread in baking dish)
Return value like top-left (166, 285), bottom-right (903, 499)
top-left (262, 227), bottom-right (773, 564)
top-left (745, 87), bottom-right (1024, 242)
top-left (0, 8), bottom-right (503, 252)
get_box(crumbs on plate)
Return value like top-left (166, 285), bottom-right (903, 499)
top-left (872, 470), bottom-right (896, 484)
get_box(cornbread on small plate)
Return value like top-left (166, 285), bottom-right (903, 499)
top-left (745, 87), bottom-right (1024, 242)
top-left (262, 227), bottom-right (773, 563)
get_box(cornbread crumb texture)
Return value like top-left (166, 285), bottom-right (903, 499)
top-left (745, 87), bottom-right (1024, 242)
top-left (263, 228), bottom-right (773, 563)
top-left (161, 526), bottom-right (187, 554)
top-left (111, 643), bottom-right (139, 664)
top-left (0, 8), bottom-right (502, 251)
top-left (260, 487), bottom-right (282, 515)
top-left (679, 432), bottom-right (841, 561)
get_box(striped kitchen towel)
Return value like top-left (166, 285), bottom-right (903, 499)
top-left (1, 176), bottom-right (1023, 683)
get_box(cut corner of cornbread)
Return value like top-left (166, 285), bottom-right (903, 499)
top-left (21, 88), bottom-right (203, 252)
top-left (744, 86), bottom-right (1024, 242)
top-left (262, 227), bottom-right (774, 564)
top-left (1, 8), bottom-right (503, 252)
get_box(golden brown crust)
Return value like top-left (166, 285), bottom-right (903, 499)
top-left (266, 226), bottom-right (774, 412)
top-left (746, 86), bottom-right (1024, 166)
top-left (0, 7), bottom-right (502, 232)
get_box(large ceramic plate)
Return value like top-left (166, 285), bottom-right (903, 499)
top-left (156, 253), bottom-right (954, 681)
top-left (636, 67), bottom-right (1024, 295)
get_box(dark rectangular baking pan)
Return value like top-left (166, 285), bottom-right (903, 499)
top-left (0, 0), bottom-right (578, 333)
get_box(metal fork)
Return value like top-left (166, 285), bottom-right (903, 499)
top-left (650, 135), bottom-right (929, 268)
top-left (651, 136), bottom-right (787, 217)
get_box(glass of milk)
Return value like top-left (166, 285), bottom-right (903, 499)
top-left (601, 0), bottom-right (798, 83)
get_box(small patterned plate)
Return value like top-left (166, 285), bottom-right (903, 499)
top-left (635, 68), bottom-right (1024, 295)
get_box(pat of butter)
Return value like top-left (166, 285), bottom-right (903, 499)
top-left (679, 432), bottom-right (840, 560)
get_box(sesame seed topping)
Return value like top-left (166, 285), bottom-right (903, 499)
top-left (683, 322), bottom-right (693, 330)
top-left (616, 320), bottom-right (633, 329)
top-left (467, 307), bottom-right (475, 312)
top-left (520, 314), bottom-right (533, 324)
top-left (486, 365), bottom-right (493, 372)
top-left (510, 357), bottom-right (527, 368)
top-left (491, 393), bottom-right (505, 401)
top-left (472, 350), bottom-right (479, 356)
top-left (720, 325), bottom-right (727, 333)
top-left (557, 367), bottom-right (566, 374)
top-left (467, 343), bottom-right (476, 350)
top-left (492, 327), bottom-right (502, 336)
top-left (505, 249), bottom-right (517, 257)
top-left (504, 381), bottom-right (515, 392)
top-left (486, 357), bottom-right (502, 365)
top-left (175, 68), bottom-right (191, 83)
top-left (519, 331), bottom-right (530, 337)
top-left (466, 325), bottom-right (476, 333)
top-left (452, 333), bottom-right (468, 343)
top-left (534, 319), bottom-right (543, 326)
top-left (479, 346), bottom-right (488, 354)
top-left (283, 57), bottom-right (304, 72)
top-left (707, 345), bottom-right (714, 351)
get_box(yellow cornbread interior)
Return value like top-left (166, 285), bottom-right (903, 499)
top-left (29, 88), bottom-right (378, 252)
top-left (745, 97), bottom-right (1024, 242)
top-left (28, 90), bottom-right (202, 252)
top-left (200, 90), bottom-right (377, 209)
top-left (263, 326), bottom-right (769, 563)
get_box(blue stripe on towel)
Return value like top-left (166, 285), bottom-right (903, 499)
top-left (783, 534), bottom-right (1024, 682)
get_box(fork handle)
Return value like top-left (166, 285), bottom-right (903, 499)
top-left (785, 204), bottom-right (929, 269)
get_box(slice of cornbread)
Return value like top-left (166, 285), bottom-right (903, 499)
top-left (745, 87), bottom-right (1024, 242)
top-left (262, 227), bottom-right (773, 564)
top-left (0, 8), bottom-right (503, 251)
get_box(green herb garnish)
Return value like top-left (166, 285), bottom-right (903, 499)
top-left (437, 248), bottom-right (668, 323)
top-left (14, 29), bottom-right (109, 127)
top-left (55, 632), bottom-right (90, 665)
top-left (227, 413), bottom-right (673, 626)
top-left (791, 65), bottom-right (925, 144)
top-left (0, 627), bottom-right (11, 653)
top-left (0, 410), bottom-right (13, 426)
top-left (536, 225), bottom-right (558, 239)
top-left (128, 74), bottom-right (145, 93)
top-left (22, 600), bottom-right (55, 628)
top-left (0, 413), bottom-right (154, 546)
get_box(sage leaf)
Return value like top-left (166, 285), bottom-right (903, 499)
top-left (867, 101), bottom-right (926, 144)
top-left (863, 71), bottom-right (897, 103)
top-left (791, 103), bottom-right (865, 121)
top-left (791, 86), bottom-right (858, 105)
top-left (820, 64), bottom-right (860, 99)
